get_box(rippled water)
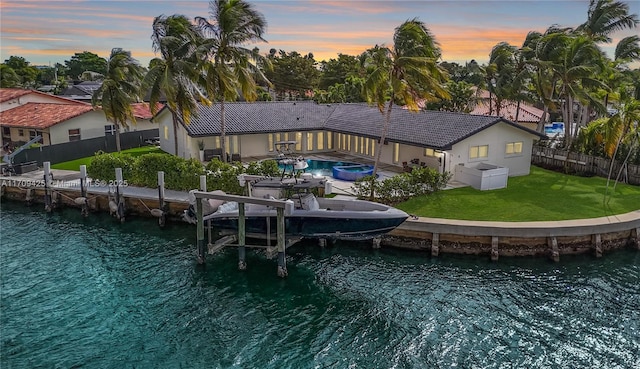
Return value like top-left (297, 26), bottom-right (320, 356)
top-left (1, 202), bottom-right (639, 369)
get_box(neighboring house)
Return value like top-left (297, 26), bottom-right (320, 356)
top-left (0, 88), bottom-right (86, 112)
top-left (57, 81), bottom-right (103, 102)
top-left (0, 88), bottom-right (159, 147)
top-left (154, 101), bottom-right (546, 182)
top-left (470, 90), bottom-right (545, 131)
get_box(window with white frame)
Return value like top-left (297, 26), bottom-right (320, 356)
top-left (505, 141), bottom-right (523, 156)
top-left (469, 145), bottom-right (488, 159)
top-left (68, 128), bottom-right (81, 142)
top-left (105, 125), bottom-right (116, 135)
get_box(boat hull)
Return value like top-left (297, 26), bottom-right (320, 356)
top-left (208, 214), bottom-right (408, 240)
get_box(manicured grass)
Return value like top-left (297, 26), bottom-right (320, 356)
top-left (51, 146), bottom-right (165, 171)
top-left (396, 165), bottom-right (640, 221)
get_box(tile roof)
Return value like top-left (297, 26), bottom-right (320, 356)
top-left (184, 101), bottom-right (336, 136)
top-left (0, 102), bottom-right (94, 129)
top-left (181, 101), bottom-right (545, 149)
top-left (0, 88), bottom-right (89, 105)
top-left (132, 102), bottom-right (163, 119)
top-left (471, 100), bottom-right (543, 123)
top-left (0, 88), bottom-right (31, 103)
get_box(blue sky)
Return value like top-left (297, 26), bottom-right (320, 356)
top-left (1, 0), bottom-right (639, 67)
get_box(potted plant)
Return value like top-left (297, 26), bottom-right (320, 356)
top-left (197, 140), bottom-right (205, 162)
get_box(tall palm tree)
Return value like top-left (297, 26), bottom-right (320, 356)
top-left (195, 0), bottom-right (270, 163)
top-left (577, 0), bottom-right (638, 43)
top-left (487, 42), bottom-right (517, 117)
top-left (544, 32), bottom-right (609, 146)
top-left (92, 48), bottom-right (143, 152)
top-left (144, 14), bottom-right (209, 156)
top-left (362, 19), bottom-right (450, 198)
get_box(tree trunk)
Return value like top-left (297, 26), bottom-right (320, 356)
top-left (370, 100), bottom-right (393, 200)
top-left (515, 100), bottom-right (521, 123)
top-left (115, 119), bottom-right (122, 152)
top-left (220, 100), bottom-right (227, 163)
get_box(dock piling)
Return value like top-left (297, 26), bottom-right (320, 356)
top-left (115, 168), bottom-right (125, 222)
top-left (156, 171), bottom-right (167, 226)
top-left (196, 193), bottom-right (206, 264)
top-left (431, 233), bottom-right (440, 257)
top-left (276, 207), bottom-right (287, 278)
top-left (43, 162), bottom-right (53, 212)
top-left (491, 236), bottom-right (499, 261)
top-left (238, 203), bottom-right (247, 270)
top-left (79, 165), bottom-right (88, 217)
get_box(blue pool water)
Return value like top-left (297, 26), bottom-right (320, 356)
top-left (279, 159), bottom-right (372, 178)
top-left (1, 202), bottom-right (639, 368)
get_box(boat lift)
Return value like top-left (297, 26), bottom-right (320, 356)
top-left (1, 135), bottom-right (42, 175)
top-left (193, 190), bottom-right (301, 278)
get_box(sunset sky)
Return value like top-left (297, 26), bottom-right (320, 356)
top-left (1, 0), bottom-right (639, 68)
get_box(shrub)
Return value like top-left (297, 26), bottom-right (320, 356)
top-left (352, 168), bottom-right (451, 204)
top-left (205, 159), bottom-right (245, 194)
top-left (245, 159), bottom-right (280, 176)
top-left (87, 151), bottom-right (136, 180)
top-left (131, 154), bottom-right (204, 191)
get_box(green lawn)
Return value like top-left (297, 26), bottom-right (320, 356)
top-left (396, 165), bottom-right (640, 221)
top-left (51, 146), bottom-right (165, 171)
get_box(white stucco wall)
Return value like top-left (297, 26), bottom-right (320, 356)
top-left (49, 110), bottom-right (111, 144)
top-left (126, 118), bottom-right (156, 132)
top-left (449, 122), bottom-right (538, 180)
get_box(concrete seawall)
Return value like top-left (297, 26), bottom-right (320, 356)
top-left (386, 212), bottom-right (640, 260)
top-left (2, 177), bottom-right (638, 261)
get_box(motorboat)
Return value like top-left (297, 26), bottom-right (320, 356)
top-left (184, 176), bottom-right (408, 240)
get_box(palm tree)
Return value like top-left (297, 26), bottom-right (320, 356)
top-left (195, 0), bottom-right (270, 163)
top-left (144, 14), bottom-right (209, 156)
top-left (362, 19), bottom-right (450, 198)
top-left (92, 48), bottom-right (143, 152)
top-left (577, 0), bottom-right (638, 43)
top-left (603, 86), bottom-right (640, 189)
top-left (545, 32), bottom-right (609, 146)
top-left (487, 42), bottom-right (517, 117)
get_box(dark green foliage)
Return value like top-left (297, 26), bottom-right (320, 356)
top-left (133, 154), bottom-right (204, 191)
top-left (87, 151), bottom-right (136, 180)
top-left (352, 167), bottom-right (451, 204)
top-left (64, 51), bottom-right (107, 80)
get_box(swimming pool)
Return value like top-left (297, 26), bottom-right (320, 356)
top-left (278, 159), bottom-right (373, 181)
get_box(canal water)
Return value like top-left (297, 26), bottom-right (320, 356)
top-left (1, 202), bottom-right (638, 369)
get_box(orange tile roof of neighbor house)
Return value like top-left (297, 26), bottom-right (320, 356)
top-left (0, 88), bottom-right (89, 105)
top-left (470, 100), bottom-right (543, 123)
top-left (0, 88), bottom-right (31, 103)
top-left (0, 102), bottom-right (94, 129)
top-left (131, 102), bottom-right (163, 119)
